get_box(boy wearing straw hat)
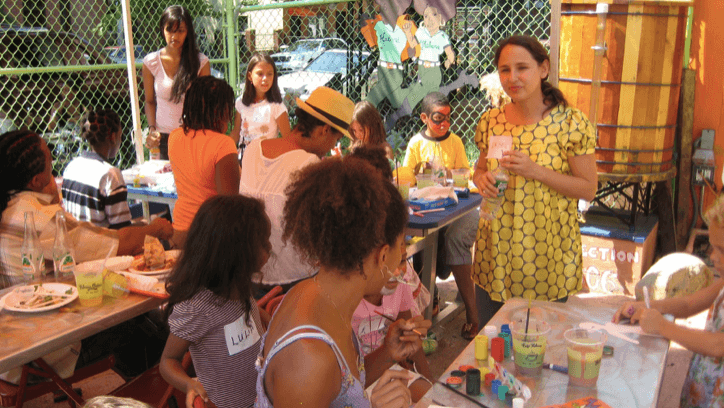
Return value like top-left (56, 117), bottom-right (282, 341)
top-left (240, 86), bottom-right (355, 293)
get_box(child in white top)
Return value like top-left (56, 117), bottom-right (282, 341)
top-left (231, 53), bottom-right (291, 163)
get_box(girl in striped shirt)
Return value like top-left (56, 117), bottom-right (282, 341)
top-left (61, 109), bottom-right (132, 229)
top-left (160, 195), bottom-right (272, 408)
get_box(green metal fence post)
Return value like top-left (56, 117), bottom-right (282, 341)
top-left (226, 0), bottom-right (238, 91)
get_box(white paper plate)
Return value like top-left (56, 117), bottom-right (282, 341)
top-left (128, 249), bottom-right (181, 276)
top-left (0, 283), bottom-right (78, 313)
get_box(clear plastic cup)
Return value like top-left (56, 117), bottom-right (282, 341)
top-left (511, 319), bottom-right (551, 376)
top-left (416, 173), bottom-right (434, 189)
top-left (73, 261), bottom-right (104, 306)
top-left (397, 182), bottom-right (410, 200)
top-left (564, 328), bottom-right (607, 387)
top-left (451, 168), bottom-right (470, 188)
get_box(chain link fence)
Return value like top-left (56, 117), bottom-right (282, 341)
top-left (0, 0), bottom-right (551, 175)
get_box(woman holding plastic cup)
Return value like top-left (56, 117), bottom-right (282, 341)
top-left (472, 35), bottom-right (598, 326)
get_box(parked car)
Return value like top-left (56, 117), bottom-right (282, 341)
top-left (271, 38), bottom-right (347, 74)
top-left (277, 49), bottom-right (372, 104)
top-left (103, 45), bottom-right (146, 63)
top-left (0, 26), bottom-right (131, 173)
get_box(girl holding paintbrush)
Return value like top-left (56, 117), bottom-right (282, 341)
top-left (613, 193), bottom-right (724, 408)
top-left (352, 238), bottom-right (434, 403)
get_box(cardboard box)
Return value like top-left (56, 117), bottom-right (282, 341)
top-left (579, 209), bottom-right (658, 295)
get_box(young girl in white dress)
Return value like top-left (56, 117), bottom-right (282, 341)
top-left (231, 52), bottom-right (291, 164)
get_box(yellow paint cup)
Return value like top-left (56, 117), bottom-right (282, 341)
top-left (475, 335), bottom-right (489, 360)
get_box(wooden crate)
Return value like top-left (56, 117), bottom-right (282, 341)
top-left (579, 210), bottom-right (659, 295)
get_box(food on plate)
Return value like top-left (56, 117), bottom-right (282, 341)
top-left (158, 163), bottom-right (173, 173)
top-left (13, 284), bottom-right (74, 310)
top-left (143, 235), bottom-right (166, 270)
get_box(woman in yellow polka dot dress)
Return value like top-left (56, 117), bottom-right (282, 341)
top-left (471, 35), bottom-right (598, 325)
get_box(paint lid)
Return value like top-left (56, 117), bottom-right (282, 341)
top-left (513, 397), bottom-right (525, 408)
top-left (446, 376), bottom-right (463, 387)
top-left (450, 370), bottom-right (466, 378)
top-left (501, 324), bottom-right (511, 334)
top-left (603, 345), bottom-right (614, 356)
top-left (484, 325), bottom-right (497, 338)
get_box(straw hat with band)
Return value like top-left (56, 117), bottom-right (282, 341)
top-left (296, 86), bottom-right (355, 138)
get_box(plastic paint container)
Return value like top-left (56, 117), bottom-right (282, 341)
top-left (491, 379), bottom-right (501, 394)
top-left (498, 385), bottom-right (509, 400)
top-left (475, 335), bottom-right (489, 360)
top-left (466, 368), bottom-right (481, 396)
top-left (491, 337), bottom-right (505, 362)
top-left (500, 332), bottom-right (512, 358)
top-left (485, 373), bottom-right (495, 387)
top-left (484, 325), bottom-right (497, 348)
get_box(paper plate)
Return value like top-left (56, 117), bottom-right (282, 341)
top-left (128, 249), bottom-right (181, 276)
top-left (0, 283), bottom-right (78, 313)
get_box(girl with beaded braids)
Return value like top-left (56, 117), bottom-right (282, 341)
top-left (142, 5), bottom-right (211, 160)
top-left (255, 155), bottom-right (432, 408)
top-left (0, 130), bottom-right (172, 288)
top-left (472, 35), bottom-right (598, 325)
top-left (62, 109), bottom-right (132, 229)
top-left (168, 76), bottom-right (239, 248)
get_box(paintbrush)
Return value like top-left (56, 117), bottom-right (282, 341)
top-left (374, 310), bottom-right (423, 336)
top-left (524, 296), bottom-right (532, 340)
top-left (436, 381), bottom-right (492, 408)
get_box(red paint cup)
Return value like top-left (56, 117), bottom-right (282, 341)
top-left (491, 337), bottom-right (505, 362)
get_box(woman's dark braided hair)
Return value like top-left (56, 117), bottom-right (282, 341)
top-left (80, 109), bottom-right (121, 146)
top-left (493, 35), bottom-right (568, 109)
top-left (0, 130), bottom-right (46, 214)
top-left (159, 5), bottom-right (201, 103)
top-left (181, 76), bottom-right (235, 134)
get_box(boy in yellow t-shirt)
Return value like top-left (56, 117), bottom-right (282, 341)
top-left (402, 92), bottom-right (480, 339)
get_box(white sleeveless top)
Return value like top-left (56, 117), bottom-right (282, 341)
top-left (143, 50), bottom-right (209, 133)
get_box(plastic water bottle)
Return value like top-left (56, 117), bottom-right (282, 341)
top-left (21, 211), bottom-right (45, 282)
top-left (52, 211), bottom-right (76, 281)
top-left (480, 167), bottom-right (509, 221)
top-left (430, 142), bottom-right (447, 185)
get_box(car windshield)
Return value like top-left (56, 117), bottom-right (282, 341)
top-left (306, 52), bottom-right (348, 73)
top-left (286, 41), bottom-right (320, 53)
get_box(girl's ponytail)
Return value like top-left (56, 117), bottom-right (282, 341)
top-left (541, 80), bottom-right (568, 108)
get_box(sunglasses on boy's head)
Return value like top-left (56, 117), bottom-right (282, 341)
top-left (430, 112), bottom-right (451, 125)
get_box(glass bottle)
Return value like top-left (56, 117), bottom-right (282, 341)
top-left (21, 211), bottom-right (45, 283)
top-left (53, 211), bottom-right (76, 281)
top-left (480, 167), bottom-right (509, 221)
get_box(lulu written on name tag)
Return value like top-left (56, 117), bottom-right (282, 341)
top-left (487, 135), bottom-right (513, 159)
top-left (224, 315), bottom-right (261, 356)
